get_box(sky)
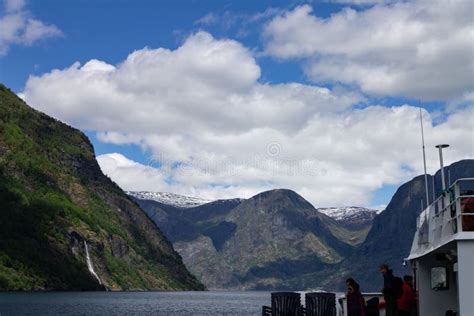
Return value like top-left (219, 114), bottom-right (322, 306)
top-left (0, 0), bottom-right (473, 208)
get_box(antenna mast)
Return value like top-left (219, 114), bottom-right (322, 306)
top-left (420, 108), bottom-right (430, 207)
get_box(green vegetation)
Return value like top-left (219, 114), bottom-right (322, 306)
top-left (0, 172), bottom-right (101, 290)
top-left (0, 84), bottom-right (204, 291)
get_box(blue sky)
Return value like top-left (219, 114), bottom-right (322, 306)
top-left (1, 0), bottom-right (449, 111)
top-left (1, 0), bottom-right (472, 207)
top-left (2, 0), bottom-right (353, 91)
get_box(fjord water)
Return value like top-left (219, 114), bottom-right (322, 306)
top-left (0, 291), bottom-right (272, 315)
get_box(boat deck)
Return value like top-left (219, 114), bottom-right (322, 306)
top-left (408, 178), bottom-right (474, 260)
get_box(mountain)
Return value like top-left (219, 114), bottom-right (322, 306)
top-left (133, 189), bottom-right (364, 290)
top-left (0, 85), bottom-right (204, 291)
top-left (317, 207), bottom-right (381, 246)
top-left (337, 159), bottom-right (474, 291)
top-left (131, 196), bottom-right (244, 243)
top-left (132, 160), bottom-right (474, 292)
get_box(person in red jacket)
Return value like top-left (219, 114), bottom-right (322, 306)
top-left (397, 275), bottom-right (415, 316)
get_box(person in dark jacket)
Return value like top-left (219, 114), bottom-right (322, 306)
top-left (347, 280), bottom-right (366, 316)
top-left (397, 275), bottom-right (415, 316)
top-left (380, 264), bottom-right (397, 316)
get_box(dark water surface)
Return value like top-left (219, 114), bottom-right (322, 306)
top-left (0, 291), bottom-right (272, 316)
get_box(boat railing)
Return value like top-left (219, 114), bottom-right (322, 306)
top-left (416, 178), bottom-right (474, 247)
top-left (338, 293), bottom-right (385, 316)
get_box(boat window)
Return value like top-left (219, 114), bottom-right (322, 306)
top-left (461, 197), bottom-right (474, 231)
top-left (431, 267), bottom-right (448, 290)
top-left (458, 180), bottom-right (474, 194)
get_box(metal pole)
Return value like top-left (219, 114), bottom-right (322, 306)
top-left (432, 176), bottom-right (435, 201)
top-left (436, 144), bottom-right (449, 191)
top-left (420, 108), bottom-right (430, 207)
top-left (439, 147), bottom-right (445, 190)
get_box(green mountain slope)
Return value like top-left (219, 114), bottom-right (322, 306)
top-left (0, 84), bottom-right (205, 291)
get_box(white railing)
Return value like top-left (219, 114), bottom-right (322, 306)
top-left (415, 178), bottom-right (474, 248)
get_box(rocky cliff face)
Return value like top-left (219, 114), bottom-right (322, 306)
top-left (0, 85), bottom-right (204, 291)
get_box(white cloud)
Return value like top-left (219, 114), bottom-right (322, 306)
top-left (0, 0), bottom-right (62, 55)
top-left (5, 0), bottom-right (25, 12)
top-left (329, 0), bottom-right (394, 5)
top-left (263, 1), bottom-right (474, 101)
top-left (195, 13), bottom-right (218, 25)
top-left (96, 153), bottom-right (267, 201)
top-left (195, 8), bottom-right (283, 38)
top-left (21, 31), bottom-right (473, 207)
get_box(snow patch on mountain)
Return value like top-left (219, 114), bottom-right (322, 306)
top-left (317, 206), bottom-right (382, 222)
top-left (127, 191), bottom-right (211, 208)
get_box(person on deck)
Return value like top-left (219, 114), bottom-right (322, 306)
top-left (380, 264), bottom-right (398, 316)
top-left (397, 275), bottom-right (415, 316)
top-left (346, 278), bottom-right (356, 287)
top-left (347, 280), bottom-right (366, 316)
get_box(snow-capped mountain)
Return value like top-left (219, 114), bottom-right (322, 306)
top-left (127, 191), bottom-right (211, 208)
top-left (317, 206), bottom-right (383, 229)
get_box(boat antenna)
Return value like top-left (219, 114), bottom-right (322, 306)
top-left (419, 108), bottom-right (430, 207)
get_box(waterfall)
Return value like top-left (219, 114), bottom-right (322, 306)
top-left (84, 241), bottom-right (102, 285)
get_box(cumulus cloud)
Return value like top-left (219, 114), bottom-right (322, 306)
top-left (21, 31), bottom-right (473, 206)
top-left (263, 1), bottom-right (474, 101)
top-left (0, 0), bottom-right (62, 55)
